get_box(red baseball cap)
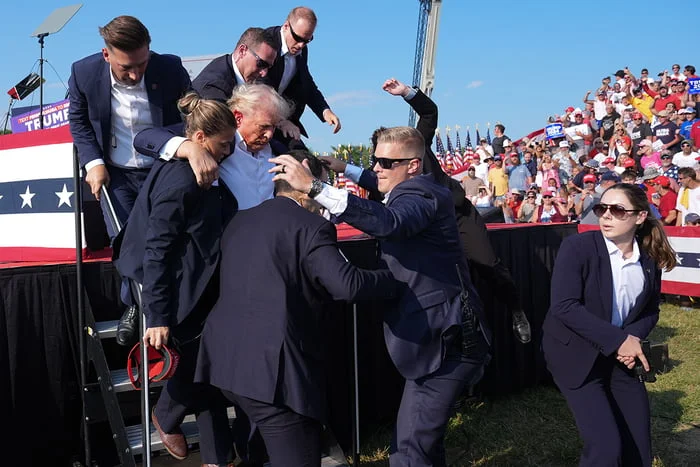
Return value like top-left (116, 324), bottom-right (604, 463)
top-left (603, 157), bottom-right (616, 165)
top-left (653, 176), bottom-right (671, 187)
top-left (583, 174), bottom-right (597, 183)
top-left (565, 106), bottom-right (574, 113)
top-left (623, 159), bottom-right (636, 168)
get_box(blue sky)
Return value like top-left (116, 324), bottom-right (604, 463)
top-left (1, 1), bottom-right (696, 152)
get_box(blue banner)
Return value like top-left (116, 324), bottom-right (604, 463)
top-left (687, 78), bottom-right (700, 95)
top-left (545, 123), bottom-right (565, 139)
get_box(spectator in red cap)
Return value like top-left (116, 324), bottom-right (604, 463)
top-left (565, 111), bottom-right (593, 157)
top-left (630, 112), bottom-right (652, 159)
top-left (573, 174), bottom-right (599, 223)
top-left (536, 188), bottom-right (568, 223)
top-left (651, 176), bottom-right (678, 225)
top-left (602, 156), bottom-right (618, 173)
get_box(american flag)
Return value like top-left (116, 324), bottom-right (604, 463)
top-left (445, 127), bottom-right (459, 172)
top-left (0, 126), bottom-right (87, 262)
top-left (486, 126), bottom-right (492, 145)
top-left (434, 128), bottom-right (447, 173)
top-left (475, 128), bottom-right (481, 145)
top-left (465, 127), bottom-right (472, 148)
top-left (453, 126), bottom-right (464, 169)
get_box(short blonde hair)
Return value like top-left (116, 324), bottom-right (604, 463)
top-left (375, 126), bottom-right (425, 160)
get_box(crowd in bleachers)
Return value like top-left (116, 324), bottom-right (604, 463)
top-left (449, 64), bottom-right (700, 226)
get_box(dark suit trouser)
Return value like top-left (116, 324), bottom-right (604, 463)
top-left (100, 165), bottom-right (151, 307)
top-left (390, 353), bottom-right (487, 467)
top-left (555, 356), bottom-right (652, 467)
top-left (155, 339), bottom-right (233, 464)
top-left (221, 390), bottom-right (322, 467)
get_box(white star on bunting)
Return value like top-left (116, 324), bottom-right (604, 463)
top-left (55, 183), bottom-right (74, 208)
top-left (20, 185), bottom-right (36, 209)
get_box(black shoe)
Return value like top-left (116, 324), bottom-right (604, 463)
top-left (116, 305), bottom-right (139, 346)
top-left (512, 310), bottom-right (531, 344)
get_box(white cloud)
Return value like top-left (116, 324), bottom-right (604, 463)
top-left (325, 90), bottom-right (377, 107)
top-left (466, 80), bottom-right (484, 89)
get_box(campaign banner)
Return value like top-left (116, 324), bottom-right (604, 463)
top-left (687, 77), bottom-right (700, 95)
top-left (545, 123), bottom-right (565, 140)
top-left (10, 99), bottom-right (70, 134)
top-left (0, 126), bottom-right (88, 262)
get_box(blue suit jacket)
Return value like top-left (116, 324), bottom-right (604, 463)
top-left (542, 231), bottom-right (661, 389)
top-left (68, 52), bottom-right (191, 168)
top-left (260, 26), bottom-right (330, 138)
top-left (195, 196), bottom-right (397, 421)
top-left (339, 174), bottom-right (491, 380)
top-left (113, 159), bottom-right (235, 329)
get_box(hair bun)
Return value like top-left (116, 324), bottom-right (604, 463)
top-left (177, 92), bottom-right (202, 116)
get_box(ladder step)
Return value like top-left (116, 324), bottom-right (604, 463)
top-left (110, 368), bottom-right (165, 393)
top-left (94, 320), bottom-right (119, 339)
top-left (127, 407), bottom-right (238, 455)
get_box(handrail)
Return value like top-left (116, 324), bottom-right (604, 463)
top-left (100, 185), bottom-right (152, 467)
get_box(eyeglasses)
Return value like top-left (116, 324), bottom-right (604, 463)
top-left (592, 203), bottom-right (642, 219)
top-left (371, 155), bottom-right (415, 169)
top-left (247, 47), bottom-right (272, 70)
top-left (289, 23), bottom-right (313, 44)
top-left (526, 196), bottom-right (536, 199)
top-left (681, 143), bottom-right (691, 147)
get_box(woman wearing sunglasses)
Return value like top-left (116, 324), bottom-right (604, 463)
top-left (535, 189), bottom-right (568, 223)
top-left (517, 190), bottom-right (538, 223)
top-left (543, 183), bottom-right (677, 466)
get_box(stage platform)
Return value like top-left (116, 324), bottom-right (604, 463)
top-left (0, 223), bottom-right (578, 465)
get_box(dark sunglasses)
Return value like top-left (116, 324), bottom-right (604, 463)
top-left (681, 143), bottom-right (691, 147)
top-left (371, 155), bottom-right (415, 169)
top-left (526, 196), bottom-right (536, 199)
top-left (289, 23), bottom-right (313, 44)
top-left (247, 47), bottom-right (272, 70)
top-left (592, 203), bottom-right (642, 219)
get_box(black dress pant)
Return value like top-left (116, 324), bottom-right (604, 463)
top-left (221, 390), bottom-right (322, 467)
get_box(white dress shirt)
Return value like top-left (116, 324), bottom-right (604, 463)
top-left (604, 236), bottom-right (645, 328)
top-left (278, 29), bottom-right (297, 94)
top-left (85, 72), bottom-right (155, 172)
top-left (218, 131), bottom-right (275, 210)
top-left (230, 55), bottom-right (244, 86)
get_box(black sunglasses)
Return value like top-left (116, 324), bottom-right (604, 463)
top-left (681, 143), bottom-right (691, 147)
top-left (371, 155), bottom-right (415, 169)
top-left (247, 47), bottom-right (272, 70)
top-left (289, 23), bottom-right (313, 44)
top-left (592, 203), bottom-right (642, 219)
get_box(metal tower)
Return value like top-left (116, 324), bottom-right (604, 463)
top-left (409, 0), bottom-right (442, 126)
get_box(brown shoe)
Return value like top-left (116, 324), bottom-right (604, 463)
top-left (151, 408), bottom-right (188, 460)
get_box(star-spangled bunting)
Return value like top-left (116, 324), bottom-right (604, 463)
top-left (0, 179), bottom-right (76, 214)
top-left (434, 128), bottom-right (447, 173)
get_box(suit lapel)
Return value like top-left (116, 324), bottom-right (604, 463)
top-left (145, 54), bottom-right (164, 127)
top-left (595, 232), bottom-right (615, 323)
top-left (624, 250), bottom-right (655, 325)
top-left (96, 62), bottom-right (112, 156)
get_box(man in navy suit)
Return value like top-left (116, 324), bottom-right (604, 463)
top-left (68, 15), bottom-right (192, 345)
top-left (192, 27), bottom-right (277, 103)
top-left (261, 6), bottom-right (341, 147)
top-left (272, 127), bottom-right (491, 467)
top-left (195, 150), bottom-right (398, 466)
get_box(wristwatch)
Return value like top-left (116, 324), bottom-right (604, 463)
top-left (308, 178), bottom-right (324, 198)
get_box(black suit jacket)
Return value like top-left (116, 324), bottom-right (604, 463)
top-left (191, 54), bottom-right (238, 103)
top-left (113, 159), bottom-right (234, 328)
top-left (195, 196), bottom-right (397, 421)
top-left (68, 52), bottom-right (191, 168)
top-left (542, 231), bottom-right (660, 389)
top-left (260, 26), bottom-right (330, 137)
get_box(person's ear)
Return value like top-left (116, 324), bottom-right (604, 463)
top-left (102, 48), bottom-right (110, 63)
top-left (193, 130), bottom-right (206, 145)
top-left (233, 110), bottom-right (243, 126)
top-left (408, 158), bottom-right (421, 174)
top-left (636, 210), bottom-right (648, 225)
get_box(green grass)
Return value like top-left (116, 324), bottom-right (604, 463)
top-left (356, 304), bottom-right (700, 466)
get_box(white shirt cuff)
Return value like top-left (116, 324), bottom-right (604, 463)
top-left (84, 159), bottom-right (105, 172)
top-left (314, 183), bottom-right (349, 216)
top-left (159, 136), bottom-right (188, 161)
top-left (403, 87), bottom-right (418, 100)
top-left (343, 163), bottom-right (363, 183)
